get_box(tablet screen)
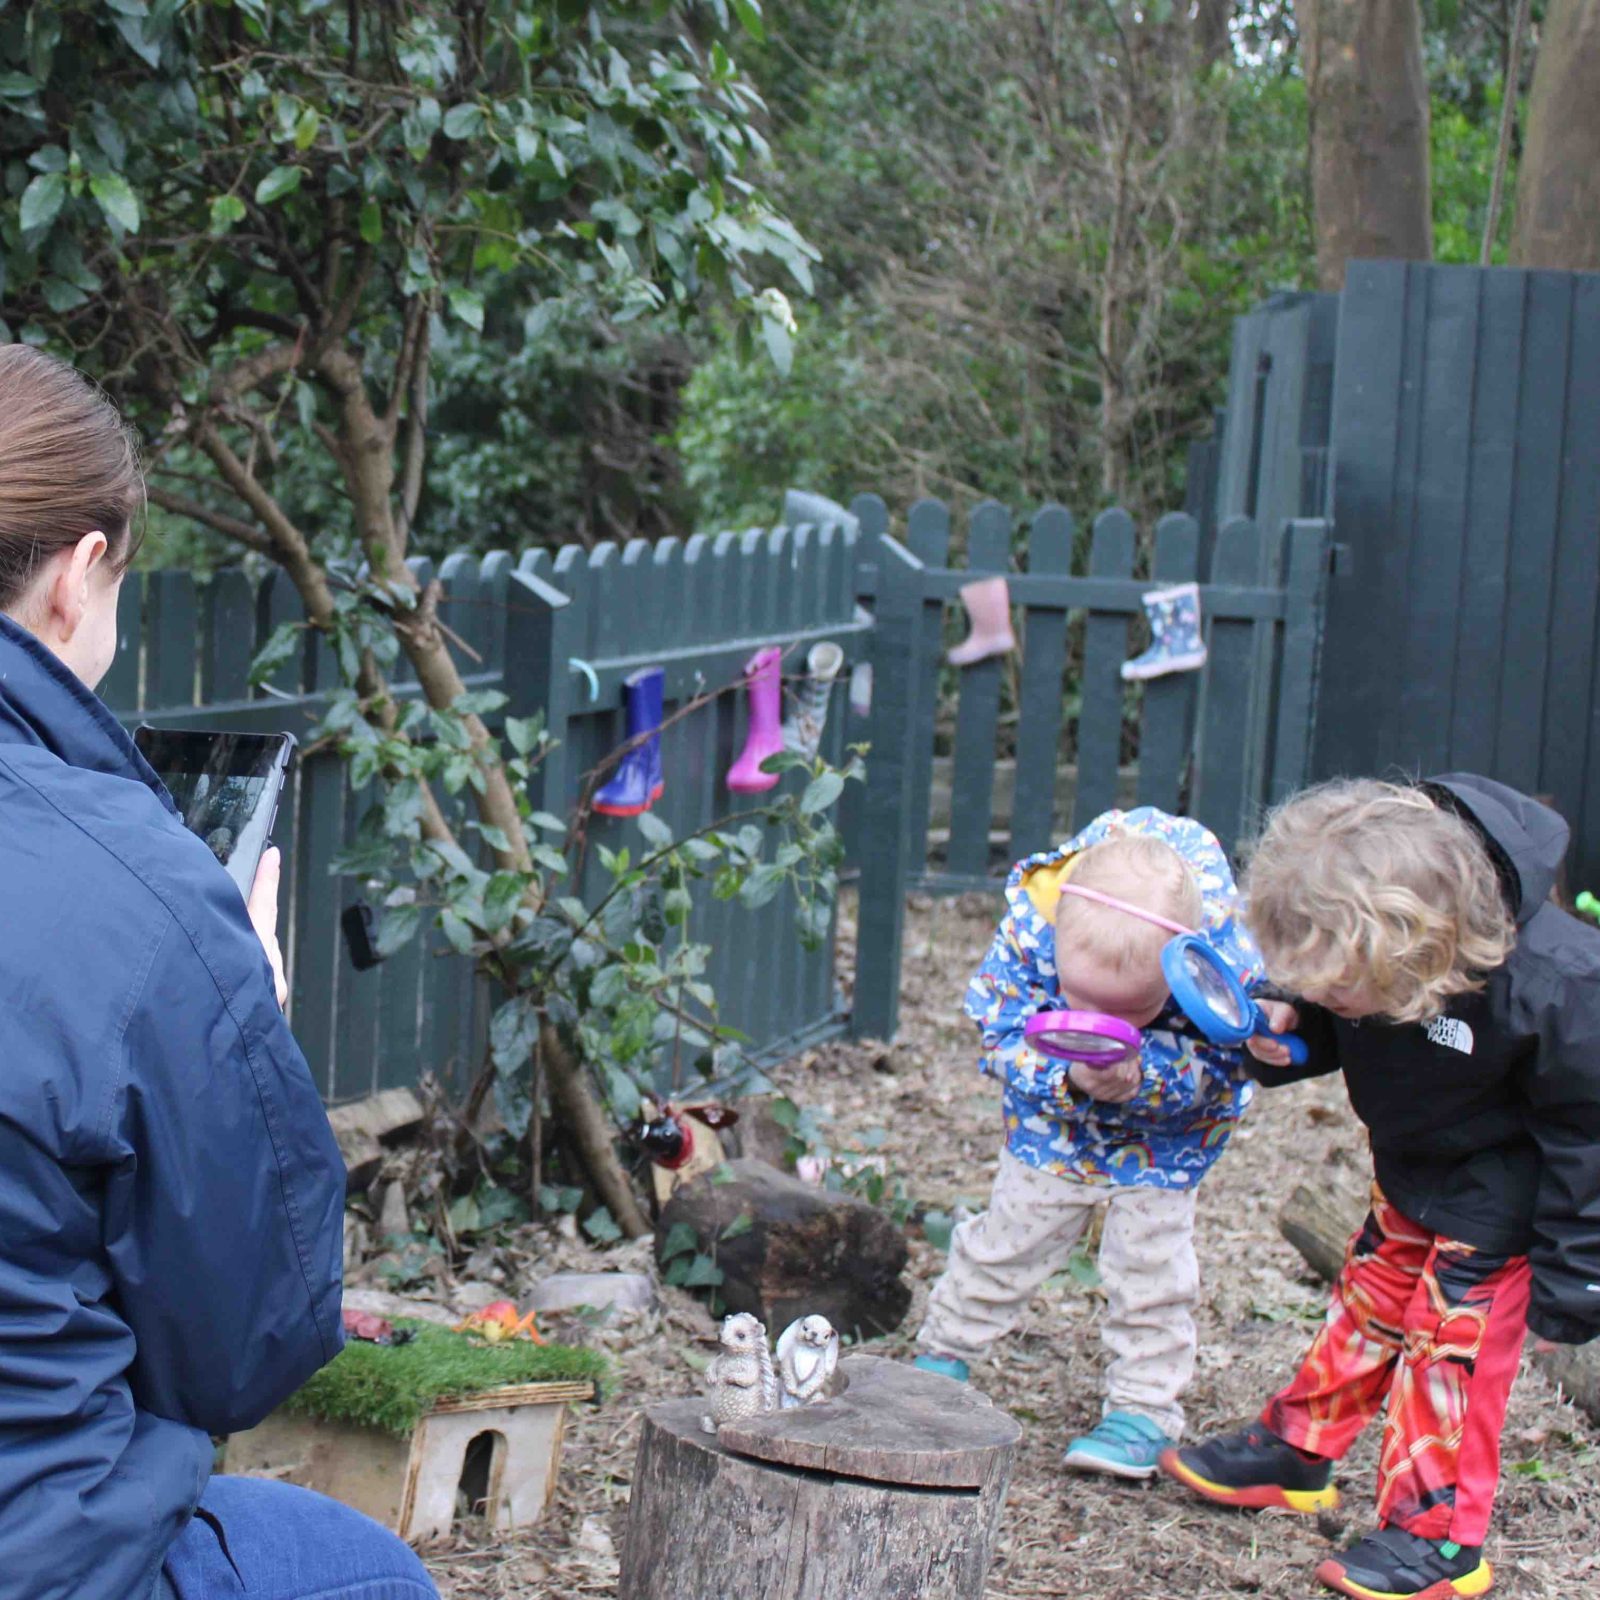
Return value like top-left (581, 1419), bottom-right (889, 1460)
top-left (136, 730), bottom-right (290, 890)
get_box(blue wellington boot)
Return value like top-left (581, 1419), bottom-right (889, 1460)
top-left (594, 666), bottom-right (666, 817)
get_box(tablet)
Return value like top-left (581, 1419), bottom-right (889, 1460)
top-left (134, 727), bottom-right (296, 899)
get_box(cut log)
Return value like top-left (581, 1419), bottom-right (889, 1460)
top-left (1277, 1181), bottom-right (1365, 1285)
top-left (618, 1355), bottom-right (1019, 1600)
top-left (326, 1088), bottom-right (425, 1189)
top-left (659, 1158), bottom-right (912, 1338)
top-left (1277, 1182), bottom-right (1600, 1428)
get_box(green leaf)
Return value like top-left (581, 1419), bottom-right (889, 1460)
top-left (358, 199), bottom-right (382, 245)
top-left (88, 173), bottom-right (140, 234)
top-left (760, 313), bottom-right (793, 377)
top-left (800, 770), bottom-right (845, 815)
top-left (293, 105), bottom-right (320, 150)
top-left (375, 903), bottom-right (422, 959)
top-left (481, 870), bottom-right (525, 934)
top-left (582, 1207), bottom-right (624, 1244)
top-left (538, 1183), bottom-right (584, 1215)
top-left (1066, 1247), bottom-right (1102, 1290)
top-left (921, 1210), bottom-right (955, 1252)
top-left (42, 278), bottom-right (89, 312)
top-left (442, 102), bottom-right (485, 140)
top-left (739, 862), bottom-right (785, 910)
top-left (506, 716), bottom-right (544, 757)
top-left (447, 286), bottom-right (485, 331)
top-left (447, 1193), bottom-right (481, 1235)
top-left (719, 1211), bottom-right (753, 1242)
top-left (636, 811), bottom-right (673, 849)
top-left (19, 172), bottom-right (67, 234)
top-left (255, 165), bottom-right (302, 206)
top-left (490, 995), bottom-right (540, 1072)
top-left (659, 1221), bottom-right (699, 1262)
top-left (708, 1162), bottom-right (736, 1185)
top-left (731, 0), bottom-right (767, 40)
top-left (530, 811), bottom-right (567, 834)
top-left (681, 1253), bottom-right (724, 1287)
top-left (439, 909), bottom-right (475, 955)
top-left (209, 193), bottom-right (247, 235)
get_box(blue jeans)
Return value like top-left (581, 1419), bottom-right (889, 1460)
top-left (161, 1476), bottom-right (438, 1599)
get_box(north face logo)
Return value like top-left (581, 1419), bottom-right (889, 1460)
top-left (1426, 1016), bottom-right (1474, 1054)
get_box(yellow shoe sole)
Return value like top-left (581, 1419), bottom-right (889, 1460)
top-left (1158, 1447), bottom-right (1340, 1514)
top-left (1315, 1555), bottom-right (1493, 1599)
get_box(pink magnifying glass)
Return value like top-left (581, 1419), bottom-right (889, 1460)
top-left (1024, 1009), bottom-right (1142, 1066)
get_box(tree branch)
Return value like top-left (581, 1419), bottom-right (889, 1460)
top-left (148, 484), bottom-right (274, 554)
top-left (394, 310), bottom-right (432, 545)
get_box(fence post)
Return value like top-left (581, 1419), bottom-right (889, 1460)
top-left (1267, 518), bottom-right (1331, 803)
top-left (504, 566), bottom-right (577, 822)
top-left (849, 492), bottom-right (889, 603)
top-left (852, 536), bottom-right (928, 1041)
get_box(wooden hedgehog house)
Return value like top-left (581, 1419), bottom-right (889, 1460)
top-left (225, 1323), bottom-right (604, 1542)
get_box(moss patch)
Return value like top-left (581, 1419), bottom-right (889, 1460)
top-left (283, 1324), bottom-right (607, 1436)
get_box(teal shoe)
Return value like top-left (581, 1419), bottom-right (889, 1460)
top-left (1062, 1411), bottom-right (1173, 1479)
top-left (912, 1352), bottom-right (970, 1382)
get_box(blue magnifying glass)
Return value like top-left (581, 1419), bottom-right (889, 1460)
top-left (1160, 934), bottom-right (1309, 1065)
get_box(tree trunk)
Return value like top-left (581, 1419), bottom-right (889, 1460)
top-left (1298, 0), bottom-right (1433, 289)
top-left (1510, 0), bottom-right (1600, 269)
top-left (541, 1024), bottom-right (652, 1240)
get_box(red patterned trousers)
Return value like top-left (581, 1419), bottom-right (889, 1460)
top-left (1263, 1186), bottom-right (1531, 1546)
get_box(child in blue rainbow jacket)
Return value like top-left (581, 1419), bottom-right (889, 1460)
top-left (915, 807), bottom-right (1262, 1477)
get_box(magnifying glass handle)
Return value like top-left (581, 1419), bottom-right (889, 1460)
top-left (1256, 1023), bottom-right (1309, 1066)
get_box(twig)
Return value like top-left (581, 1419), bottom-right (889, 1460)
top-left (1481, 0), bottom-right (1532, 266)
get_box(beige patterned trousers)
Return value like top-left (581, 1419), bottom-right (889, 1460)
top-left (917, 1148), bottom-right (1199, 1438)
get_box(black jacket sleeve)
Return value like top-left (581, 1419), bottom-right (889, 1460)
top-left (1519, 970), bottom-right (1600, 1346)
top-left (1243, 998), bottom-right (1344, 1087)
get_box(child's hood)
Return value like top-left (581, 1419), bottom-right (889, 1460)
top-left (1423, 774), bottom-right (1568, 927)
top-left (1004, 807), bottom-right (1247, 958)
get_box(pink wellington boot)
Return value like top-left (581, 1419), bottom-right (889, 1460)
top-left (727, 646), bottom-right (785, 794)
top-left (948, 575), bottom-right (1016, 666)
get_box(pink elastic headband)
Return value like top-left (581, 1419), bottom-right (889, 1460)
top-left (1058, 882), bottom-right (1196, 937)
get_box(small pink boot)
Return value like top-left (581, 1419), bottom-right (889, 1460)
top-left (727, 646), bottom-right (785, 793)
top-left (948, 576), bottom-right (1016, 666)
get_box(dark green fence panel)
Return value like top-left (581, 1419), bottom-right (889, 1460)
top-left (1311, 259), bottom-right (1600, 891)
top-left (1010, 505), bottom-right (1073, 861)
top-left (1072, 510), bottom-right (1136, 833)
top-left (1135, 514), bottom-right (1201, 815)
top-left (946, 502), bottom-right (1011, 880)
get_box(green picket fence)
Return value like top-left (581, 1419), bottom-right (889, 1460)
top-left (849, 498), bottom-right (1331, 1040)
top-left (105, 522), bottom-right (867, 1103)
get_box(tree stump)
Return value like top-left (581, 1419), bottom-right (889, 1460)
top-left (618, 1355), bottom-right (1020, 1599)
top-left (659, 1158), bottom-right (912, 1337)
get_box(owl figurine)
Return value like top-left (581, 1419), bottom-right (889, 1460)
top-left (700, 1312), bottom-right (779, 1435)
top-left (775, 1314), bottom-right (840, 1409)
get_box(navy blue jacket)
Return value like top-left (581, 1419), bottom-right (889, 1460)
top-left (0, 616), bottom-right (345, 1599)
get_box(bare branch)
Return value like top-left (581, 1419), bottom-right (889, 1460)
top-left (148, 484), bottom-right (275, 555)
top-left (394, 310), bottom-right (432, 547)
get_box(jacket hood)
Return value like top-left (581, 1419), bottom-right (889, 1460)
top-left (1423, 773), bottom-right (1567, 926)
top-left (0, 612), bottom-right (175, 812)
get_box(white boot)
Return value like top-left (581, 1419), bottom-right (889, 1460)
top-left (782, 641), bottom-right (845, 758)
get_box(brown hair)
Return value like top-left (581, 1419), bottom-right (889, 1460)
top-left (1244, 778), bottom-right (1516, 1023)
top-left (0, 345), bottom-right (145, 611)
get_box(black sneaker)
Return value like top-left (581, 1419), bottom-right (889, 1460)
top-left (1158, 1422), bottom-right (1339, 1513)
top-left (1316, 1525), bottom-right (1492, 1598)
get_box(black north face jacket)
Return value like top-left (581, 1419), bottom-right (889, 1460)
top-left (1255, 774), bottom-right (1600, 1347)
